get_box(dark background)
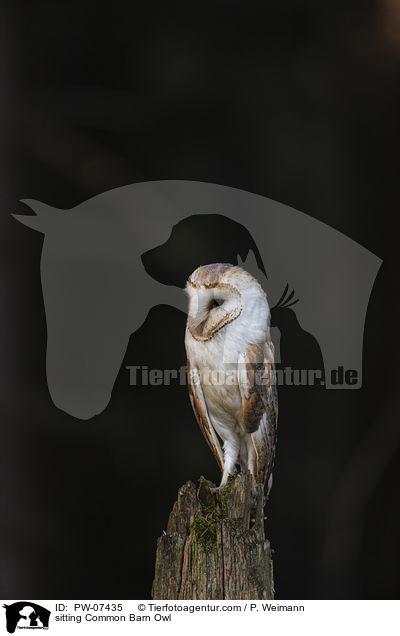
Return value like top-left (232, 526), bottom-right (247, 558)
top-left (1, 0), bottom-right (399, 599)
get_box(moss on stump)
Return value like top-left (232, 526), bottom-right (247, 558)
top-left (152, 471), bottom-right (274, 600)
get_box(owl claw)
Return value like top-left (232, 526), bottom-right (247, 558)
top-left (208, 486), bottom-right (220, 502)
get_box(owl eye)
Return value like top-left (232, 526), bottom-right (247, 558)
top-left (213, 298), bottom-right (224, 307)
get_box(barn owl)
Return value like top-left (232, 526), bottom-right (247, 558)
top-left (185, 263), bottom-right (278, 496)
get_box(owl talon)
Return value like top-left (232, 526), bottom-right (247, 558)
top-left (208, 486), bottom-right (220, 502)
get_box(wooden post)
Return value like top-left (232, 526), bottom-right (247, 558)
top-left (152, 471), bottom-right (274, 600)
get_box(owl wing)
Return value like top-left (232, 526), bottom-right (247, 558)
top-left (187, 359), bottom-right (224, 471)
top-left (238, 338), bottom-right (278, 487)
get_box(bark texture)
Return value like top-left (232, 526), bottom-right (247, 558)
top-left (153, 471), bottom-right (274, 600)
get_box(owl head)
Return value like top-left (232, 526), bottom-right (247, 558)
top-left (185, 263), bottom-right (268, 342)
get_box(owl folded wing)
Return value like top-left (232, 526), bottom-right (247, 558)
top-left (187, 360), bottom-right (224, 470)
top-left (238, 340), bottom-right (278, 485)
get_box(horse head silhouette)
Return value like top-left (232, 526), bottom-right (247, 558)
top-left (13, 181), bottom-right (381, 418)
top-left (3, 602), bottom-right (50, 634)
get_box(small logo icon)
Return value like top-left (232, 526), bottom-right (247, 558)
top-left (2, 603), bottom-right (50, 633)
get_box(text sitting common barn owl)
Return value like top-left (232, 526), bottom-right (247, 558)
top-left (185, 263), bottom-right (278, 497)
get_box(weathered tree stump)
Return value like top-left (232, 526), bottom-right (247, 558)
top-left (153, 471), bottom-right (274, 599)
